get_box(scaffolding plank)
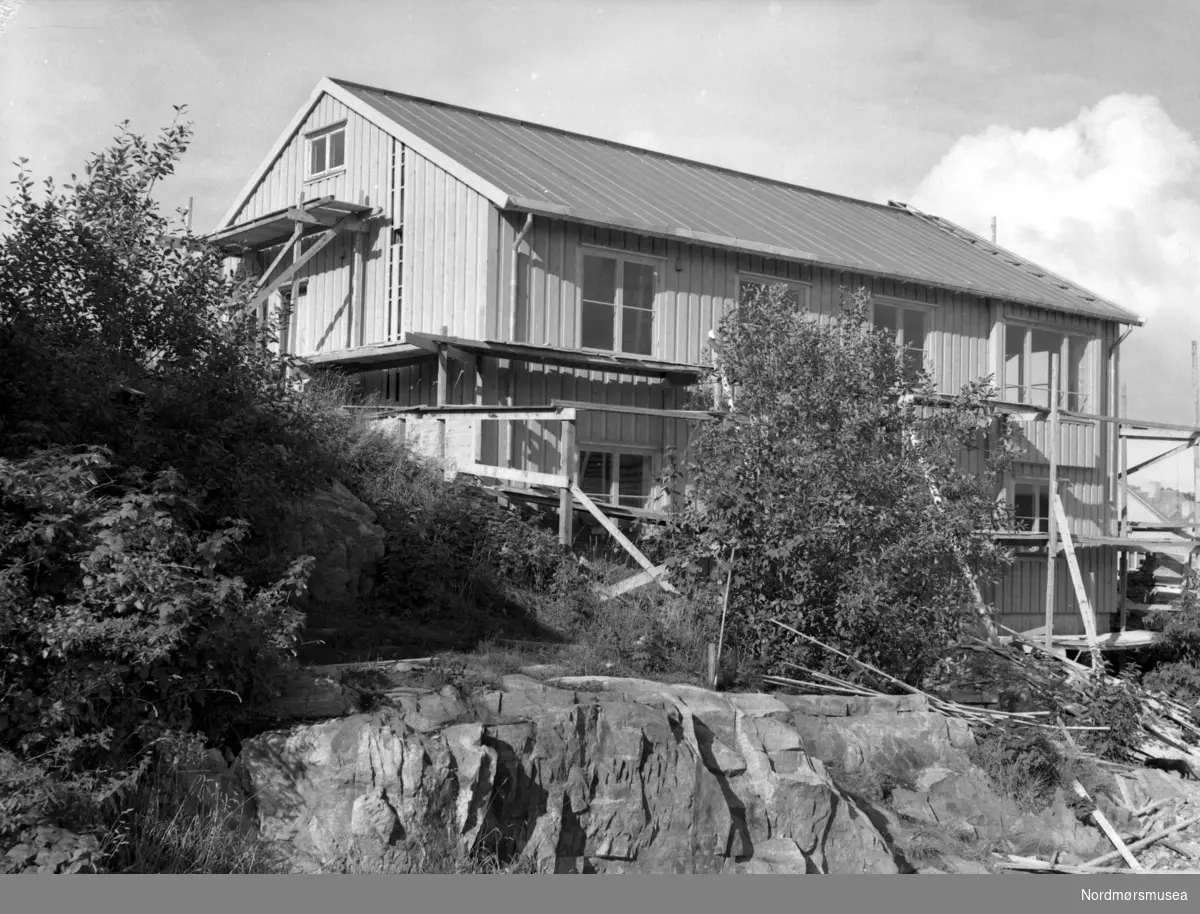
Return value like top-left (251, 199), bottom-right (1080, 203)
top-left (1052, 494), bottom-right (1101, 664)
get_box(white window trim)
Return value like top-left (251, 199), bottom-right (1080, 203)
top-left (1000, 321), bottom-right (1097, 413)
top-left (576, 246), bottom-right (664, 356)
top-left (574, 446), bottom-right (657, 509)
top-left (1009, 476), bottom-right (1052, 534)
top-left (737, 272), bottom-right (813, 310)
top-left (871, 296), bottom-right (935, 374)
top-left (305, 121), bottom-right (348, 181)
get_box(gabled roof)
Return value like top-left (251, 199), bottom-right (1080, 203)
top-left (220, 77), bottom-right (1143, 326)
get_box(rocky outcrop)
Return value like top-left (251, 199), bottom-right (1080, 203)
top-left (279, 480), bottom-right (385, 613)
top-left (239, 673), bottom-right (916, 873)
top-left (239, 669), bottom-right (1190, 874)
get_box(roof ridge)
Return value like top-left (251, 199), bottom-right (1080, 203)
top-left (329, 75), bottom-right (910, 216)
top-left (893, 202), bottom-right (1142, 324)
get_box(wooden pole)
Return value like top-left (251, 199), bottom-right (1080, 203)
top-left (558, 418), bottom-right (576, 548)
top-left (1193, 341), bottom-right (1199, 571)
top-left (713, 545), bottom-right (737, 688)
top-left (1044, 355), bottom-right (1060, 655)
top-left (436, 325), bottom-right (448, 466)
top-left (1119, 383), bottom-right (1129, 632)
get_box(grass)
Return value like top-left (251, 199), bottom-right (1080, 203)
top-left (98, 777), bottom-right (279, 874)
top-left (324, 830), bottom-right (544, 874)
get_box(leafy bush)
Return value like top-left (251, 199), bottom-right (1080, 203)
top-left (1075, 668), bottom-right (1144, 760)
top-left (670, 284), bottom-right (1016, 684)
top-left (0, 116), bottom-right (329, 838)
top-left (1143, 661), bottom-right (1200, 705)
top-left (969, 724), bottom-right (1065, 812)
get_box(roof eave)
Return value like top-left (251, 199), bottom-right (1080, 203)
top-left (503, 196), bottom-right (1145, 326)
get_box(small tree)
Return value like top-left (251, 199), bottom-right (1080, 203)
top-left (0, 116), bottom-right (325, 835)
top-left (675, 284), bottom-right (1016, 685)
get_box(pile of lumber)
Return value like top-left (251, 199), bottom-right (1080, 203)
top-left (764, 619), bottom-right (1100, 732)
top-left (767, 618), bottom-right (1200, 874)
top-left (995, 801), bottom-right (1200, 875)
top-left (994, 624), bottom-right (1200, 776)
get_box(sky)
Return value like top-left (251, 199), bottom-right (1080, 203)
top-left (4, 0), bottom-right (1200, 486)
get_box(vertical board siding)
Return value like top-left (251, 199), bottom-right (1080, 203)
top-left (403, 149), bottom-right (492, 338)
top-left (229, 93), bottom-right (396, 355)
top-left (994, 548), bottom-right (1118, 636)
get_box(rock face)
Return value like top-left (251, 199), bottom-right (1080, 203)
top-left (240, 674), bottom-right (908, 874)
top-left (279, 480), bottom-right (386, 613)
top-left (236, 672), bottom-right (1131, 874)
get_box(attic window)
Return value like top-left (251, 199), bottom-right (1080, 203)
top-left (307, 123), bottom-right (346, 178)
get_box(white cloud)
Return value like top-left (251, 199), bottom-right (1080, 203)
top-left (623, 129), bottom-right (662, 152)
top-left (910, 94), bottom-right (1200, 451)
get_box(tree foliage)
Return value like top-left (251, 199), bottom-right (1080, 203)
top-left (0, 115), bottom-right (327, 834)
top-left (674, 284), bottom-right (1017, 685)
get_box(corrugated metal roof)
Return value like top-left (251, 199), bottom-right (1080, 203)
top-left (333, 77), bottom-right (1142, 325)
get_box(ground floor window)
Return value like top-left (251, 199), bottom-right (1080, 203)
top-left (577, 449), bottom-right (653, 508)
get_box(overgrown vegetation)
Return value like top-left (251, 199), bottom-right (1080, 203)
top-left (0, 114), bottom-right (714, 871)
top-left (667, 283), bottom-right (1018, 685)
top-left (0, 113), bottom-right (342, 845)
top-left (1144, 570), bottom-right (1200, 705)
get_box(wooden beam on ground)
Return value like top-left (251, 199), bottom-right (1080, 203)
top-left (596, 566), bottom-right (671, 600)
top-left (1053, 493), bottom-right (1102, 668)
top-left (569, 484), bottom-right (678, 594)
top-left (1072, 779), bottom-right (1144, 871)
top-left (458, 463), bottom-right (569, 489)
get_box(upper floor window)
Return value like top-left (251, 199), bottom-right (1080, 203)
top-left (1003, 325), bottom-right (1091, 411)
top-left (307, 123), bottom-right (346, 179)
top-left (739, 276), bottom-right (811, 311)
top-left (581, 252), bottom-right (657, 355)
top-left (1013, 479), bottom-right (1051, 533)
top-left (874, 300), bottom-right (929, 378)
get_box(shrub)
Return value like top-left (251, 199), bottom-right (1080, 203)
top-left (671, 284), bottom-right (1016, 684)
top-left (0, 117), bottom-right (326, 838)
top-left (1143, 661), bottom-right (1200, 705)
top-left (969, 724), bottom-right (1065, 812)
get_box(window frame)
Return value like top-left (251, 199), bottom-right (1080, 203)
top-left (871, 296), bottom-right (935, 377)
top-left (1010, 477), bottom-right (1052, 534)
top-left (305, 122), bottom-right (348, 181)
top-left (574, 445), bottom-right (656, 509)
top-left (1001, 322), bottom-right (1096, 412)
top-left (736, 273), bottom-right (813, 312)
top-left (577, 245), bottom-right (663, 356)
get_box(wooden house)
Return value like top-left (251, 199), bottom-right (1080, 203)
top-left (212, 76), bottom-right (1164, 642)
